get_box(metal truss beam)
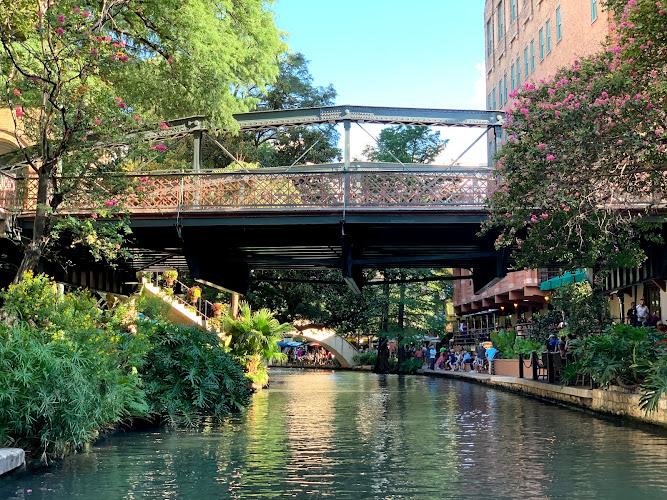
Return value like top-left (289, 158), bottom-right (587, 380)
top-left (233, 105), bottom-right (504, 131)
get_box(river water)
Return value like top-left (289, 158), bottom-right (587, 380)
top-left (2, 369), bottom-right (667, 499)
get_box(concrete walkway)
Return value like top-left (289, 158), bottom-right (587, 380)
top-left (0, 448), bottom-right (25, 476)
top-left (420, 367), bottom-right (667, 428)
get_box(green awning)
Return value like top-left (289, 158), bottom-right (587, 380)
top-left (540, 270), bottom-right (588, 291)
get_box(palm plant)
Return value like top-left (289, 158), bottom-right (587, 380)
top-left (223, 302), bottom-right (290, 387)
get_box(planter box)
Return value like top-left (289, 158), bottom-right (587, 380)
top-left (491, 358), bottom-right (523, 377)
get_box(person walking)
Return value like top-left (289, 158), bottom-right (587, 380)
top-left (627, 302), bottom-right (638, 326)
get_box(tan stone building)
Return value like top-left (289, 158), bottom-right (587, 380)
top-left (452, 0), bottom-right (612, 340)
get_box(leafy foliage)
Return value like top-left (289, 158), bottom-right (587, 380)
top-left (362, 125), bottom-right (448, 164)
top-left (485, 0), bottom-right (667, 272)
top-left (223, 302), bottom-right (290, 386)
top-left (564, 324), bottom-right (667, 402)
top-left (1, 0), bottom-right (285, 280)
top-left (0, 273), bottom-right (148, 462)
top-left (490, 329), bottom-right (541, 359)
top-left (139, 320), bottom-right (251, 427)
top-left (551, 282), bottom-right (613, 338)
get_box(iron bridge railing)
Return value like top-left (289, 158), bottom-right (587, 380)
top-left (3, 165), bottom-right (496, 215)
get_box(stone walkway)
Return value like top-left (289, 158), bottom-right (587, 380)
top-left (0, 448), bottom-right (25, 476)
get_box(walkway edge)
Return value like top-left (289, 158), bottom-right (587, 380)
top-left (421, 368), bottom-right (667, 428)
top-left (0, 448), bottom-right (25, 476)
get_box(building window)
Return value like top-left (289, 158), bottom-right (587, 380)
top-left (524, 47), bottom-right (529, 78)
top-left (499, 1), bottom-right (504, 40)
top-left (556, 7), bottom-right (562, 41)
top-left (592, 0), bottom-right (598, 22)
top-left (539, 28), bottom-right (544, 60)
top-left (493, 88), bottom-right (497, 109)
top-left (516, 56), bottom-right (521, 88)
top-left (530, 39), bottom-right (535, 72)
top-left (487, 93), bottom-right (491, 110)
top-left (511, 0), bottom-right (516, 23)
top-left (546, 19), bottom-right (551, 53)
top-left (487, 20), bottom-right (493, 56)
top-left (511, 64), bottom-right (515, 93)
top-left (504, 73), bottom-right (508, 103)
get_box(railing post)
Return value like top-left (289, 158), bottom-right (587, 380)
top-left (547, 353), bottom-right (555, 383)
top-left (518, 353), bottom-right (524, 379)
top-left (531, 350), bottom-right (539, 380)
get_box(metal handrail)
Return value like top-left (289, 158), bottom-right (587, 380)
top-left (149, 274), bottom-right (216, 321)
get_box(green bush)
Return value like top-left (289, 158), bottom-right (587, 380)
top-left (0, 274), bottom-right (148, 462)
top-left (491, 329), bottom-right (517, 359)
top-left (0, 324), bottom-right (147, 462)
top-left (140, 320), bottom-right (251, 427)
top-left (513, 337), bottom-right (543, 357)
top-left (354, 352), bottom-right (377, 366)
top-left (398, 357), bottom-right (423, 374)
top-left (563, 324), bottom-right (667, 411)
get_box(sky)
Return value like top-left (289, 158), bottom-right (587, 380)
top-left (270, 0), bottom-right (488, 166)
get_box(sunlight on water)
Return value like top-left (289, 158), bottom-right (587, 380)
top-left (2, 370), bottom-right (667, 499)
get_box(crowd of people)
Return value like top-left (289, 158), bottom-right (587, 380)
top-left (626, 299), bottom-right (667, 331)
top-left (281, 346), bottom-right (336, 366)
top-left (413, 343), bottom-right (499, 373)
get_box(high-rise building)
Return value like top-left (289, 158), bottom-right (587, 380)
top-left (452, 1), bottom-right (612, 339)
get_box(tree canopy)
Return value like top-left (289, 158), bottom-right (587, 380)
top-left (1, 0), bottom-right (286, 280)
top-left (362, 125), bottom-right (448, 164)
top-left (485, 0), bottom-right (667, 274)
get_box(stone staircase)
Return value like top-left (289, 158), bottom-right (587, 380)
top-left (141, 279), bottom-right (212, 331)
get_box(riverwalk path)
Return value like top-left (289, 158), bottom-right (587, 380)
top-left (420, 367), bottom-right (667, 428)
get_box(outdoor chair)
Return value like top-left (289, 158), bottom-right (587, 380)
top-left (530, 351), bottom-right (548, 380)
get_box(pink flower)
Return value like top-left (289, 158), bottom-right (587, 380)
top-left (55, 27), bottom-right (64, 36)
top-left (530, 215), bottom-right (538, 222)
top-left (105, 200), bottom-right (117, 207)
top-left (159, 122), bottom-right (169, 130)
top-left (82, 11), bottom-right (91, 18)
top-left (134, 115), bottom-right (141, 122)
top-left (93, 119), bottom-right (102, 126)
top-left (115, 244), bottom-right (120, 249)
top-left (114, 96), bottom-right (122, 102)
top-left (91, 213), bottom-right (98, 219)
top-left (119, 55), bottom-right (129, 62)
top-left (13, 89), bottom-right (21, 96)
top-left (15, 108), bottom-right (24, 118)
top-left (538, 143), bottom-right (546, 149)
top-left (155, 144), bottom-right (167, 152)
top-left (541, 213), bottom-right (548, 219)
top-left (117, 102), bottom-right (126, 109)
top-left (90, 48), bottom-right (98, 56)
top-left (73, 7), bottom-right (81, 14)
top-left (57, 14), bottom-right (65, 24)
top-left (546, 154), bottom-right (555, 161)
top-left (617, 139), bottom-right (623, 145)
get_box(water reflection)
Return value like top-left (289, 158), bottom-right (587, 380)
top-left (2, 369), bottom-right (667, 499)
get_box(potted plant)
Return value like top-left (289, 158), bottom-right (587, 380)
top-left (163, 270), bottom-right (178, 287)
top-left (188, 285), bottom-right (202, 304)
top-left (212, 302), bottom-right (226, 318)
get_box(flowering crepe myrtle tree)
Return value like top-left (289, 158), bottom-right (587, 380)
top-left (484, 0), bottom-right (667, 277)
top-left (0, 0), bottom-right (285, 282)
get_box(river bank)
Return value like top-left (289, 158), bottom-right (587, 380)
top-left (273, 364), bottom-right (667, 428)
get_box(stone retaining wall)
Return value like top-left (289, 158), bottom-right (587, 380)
top-left (423, 368), bottom-right (667, 428)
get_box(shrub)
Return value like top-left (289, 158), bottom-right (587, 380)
top-left (563, 324), bottom-right (667, 403)
top-left (140, 320), bottom-right (251, 427)
top-left (354, 352), bottom-right (377, 366)
top-left (398, 357), bottom-right (423, 374)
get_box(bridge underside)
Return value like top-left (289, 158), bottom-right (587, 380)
top-left (121, 209), bottom-right (503, 295)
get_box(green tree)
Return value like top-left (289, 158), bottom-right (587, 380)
top-left (1, 0), bottom-right (285, 281)
top-left (484, 0), bottom-right (667, 273)
top-left (223, 302), bottom-right (291, 387)
top-left (362, 125), bottom-right (448, 164)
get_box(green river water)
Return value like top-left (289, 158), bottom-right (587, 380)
top-left (2, 369), bottom-right (667, 499)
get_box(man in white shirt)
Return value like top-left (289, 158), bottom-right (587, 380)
top-left (429, 346), bottom-right (437, 370)
top-left (637, 299), bottom-right (649, 326)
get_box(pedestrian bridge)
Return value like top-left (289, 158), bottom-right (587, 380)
top-left (0, 106), bottom-right (507, 295)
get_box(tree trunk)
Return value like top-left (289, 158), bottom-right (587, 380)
top-left (374, 282), bottom-right (391, 373)
top-left (397, 282), bottom-right (406, 371)
top-left (13, 167), bottom-right (53, 283)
